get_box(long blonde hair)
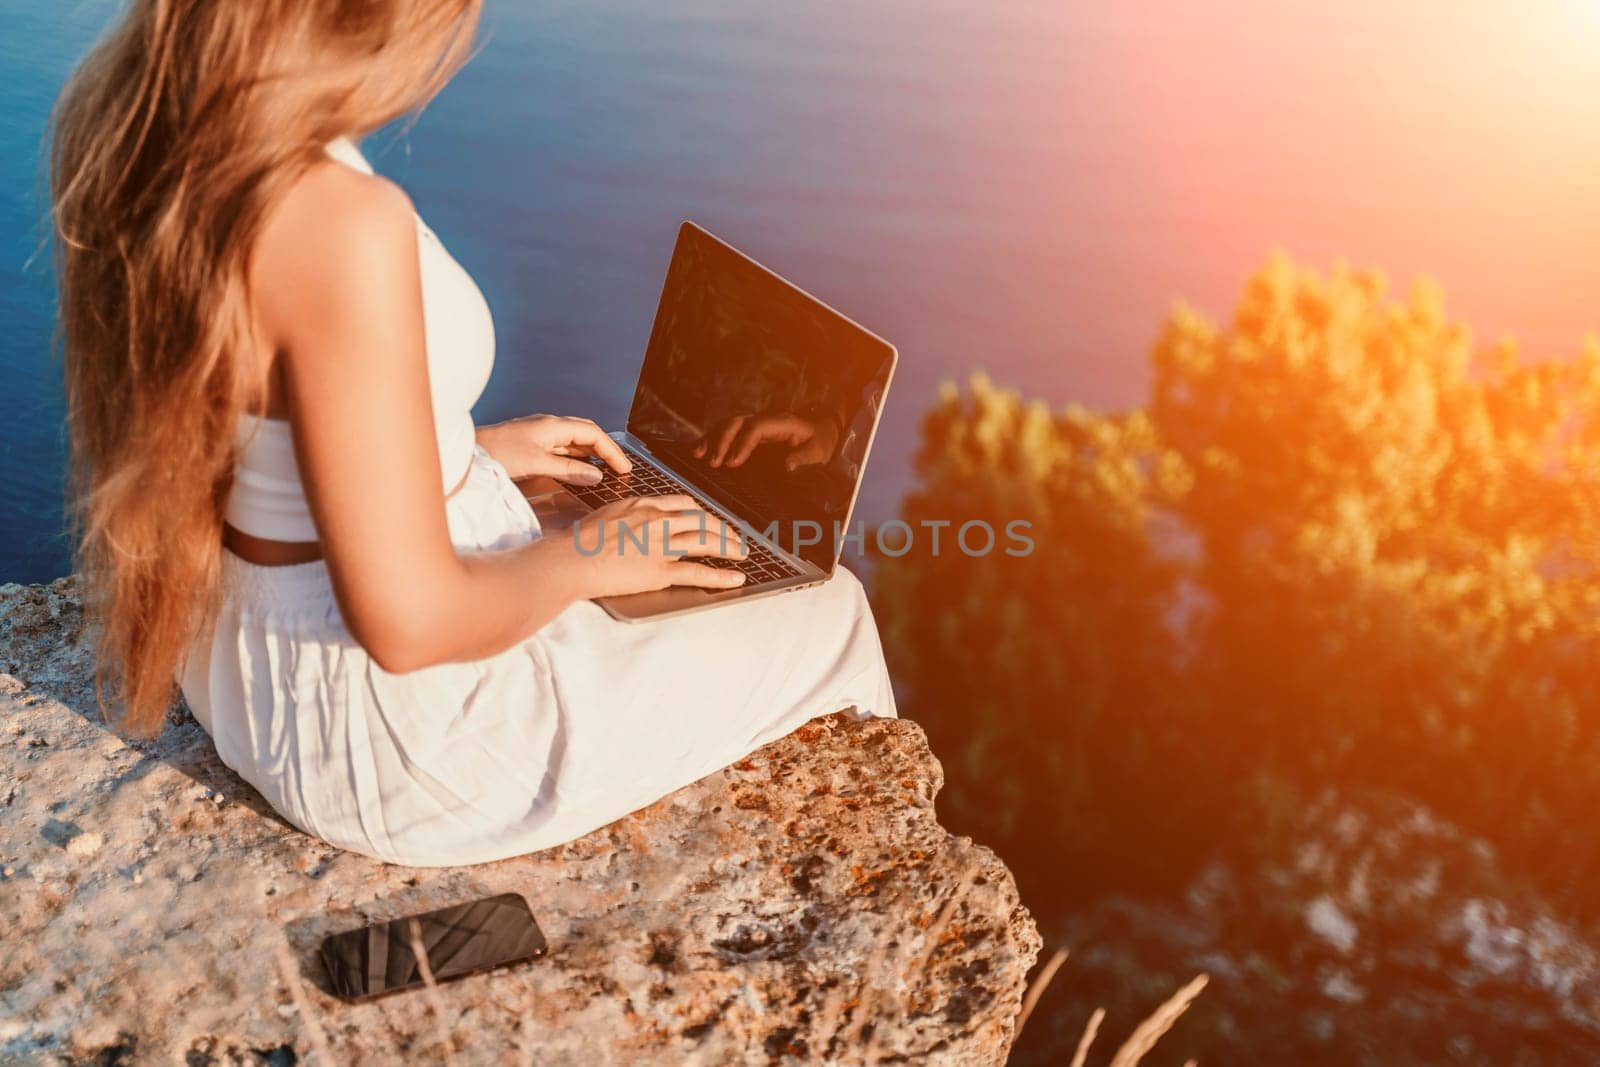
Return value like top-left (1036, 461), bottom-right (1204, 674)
top-left (51, 0), bottom-right (481, 736)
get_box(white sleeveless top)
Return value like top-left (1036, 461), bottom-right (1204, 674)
top-left (223, 137), bottom-right (496, 541)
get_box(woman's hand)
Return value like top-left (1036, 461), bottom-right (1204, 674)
top-left (476, 415), bottom-right (632, 484)
top-left (564, 495), bottom-right (749, 597)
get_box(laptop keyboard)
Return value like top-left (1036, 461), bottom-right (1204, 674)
top-left (564, 445), bottom-right (804, 586)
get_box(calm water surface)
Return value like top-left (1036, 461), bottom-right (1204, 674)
top-left (3, 1), bottom-right (1597, 581)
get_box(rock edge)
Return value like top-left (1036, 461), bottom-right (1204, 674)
top-left (0, 578), bottom-right (1041, 1065)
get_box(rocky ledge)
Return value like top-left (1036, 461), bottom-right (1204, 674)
top-left (0, 578), bottom-right (1040, 1065)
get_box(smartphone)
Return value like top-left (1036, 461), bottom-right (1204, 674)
top-left (319, 892), bottom-right (548, 1003)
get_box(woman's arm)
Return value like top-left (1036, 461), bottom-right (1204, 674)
top-left (251, 162), bottom-right (744, 672)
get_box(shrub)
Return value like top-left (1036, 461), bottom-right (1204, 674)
top-left (875, 255), bottom-right (1600, 916)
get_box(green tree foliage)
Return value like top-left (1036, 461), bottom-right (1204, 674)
top-left (875, 255), bottom-right (1600, 914)
top-left (874, 375), bottom-right (1202, 902)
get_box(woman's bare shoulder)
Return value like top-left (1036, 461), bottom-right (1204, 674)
top-left (248, 157), bottom-right (421, 380)
top-left (251, 158), bottom-right (418, 324)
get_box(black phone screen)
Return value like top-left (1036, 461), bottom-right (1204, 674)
top-left (319, 893), bottom-right (547, 1002)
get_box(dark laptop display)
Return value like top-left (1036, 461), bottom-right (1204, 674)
top-left (627, 223), bottom-right (896, 571)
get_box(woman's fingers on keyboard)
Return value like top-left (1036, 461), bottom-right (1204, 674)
top-left (632, 493), bottom-right (698, 513)
top-left (602, 506), bottom-right (743, 555)
top-left (648, 509), bottom-right (717, 538)
top-left (668, 528), bottom-right (747, 559)
top-left (660, 512), bottom-right (745, 554)
top-left (671, 562), bottom-right (749, 589)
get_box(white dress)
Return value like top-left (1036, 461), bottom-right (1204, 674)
top-left (178, 139), bottom-right (897, 867)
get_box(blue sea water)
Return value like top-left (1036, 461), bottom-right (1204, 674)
top-left (4, 2), bottom-right (1598, 583)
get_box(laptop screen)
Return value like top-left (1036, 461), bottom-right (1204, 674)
top-left (627, 222), bottom-right (896, 573)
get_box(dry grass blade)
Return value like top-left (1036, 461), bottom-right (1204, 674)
top-left (811, 974), bottom-right (852, 1062)
top-left (854, 864), bottom-right (979, 1064)
top-left (517, 971), bottom-right (540, 1067)
top-left (274, 940), bottom-right (334, 1065)
top-left (1107, 974), bottom-right (1209, 1067)
top-left (1013, 946), bottom-right (1068, 1042)
top-left (853, 914), bottom-right (901, 1066)
top-left (908, 867), bottom-right (976, 978)
top-left (1068, 1006), bottom-right (1106, 1067)
top-left (407, 917), bottom-right (462, 1067)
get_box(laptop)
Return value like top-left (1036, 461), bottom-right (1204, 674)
top-left (564, 221), bottom-right (897, 622)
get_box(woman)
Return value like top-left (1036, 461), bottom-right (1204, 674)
top-left (50, 0), bottom-right (894, 867)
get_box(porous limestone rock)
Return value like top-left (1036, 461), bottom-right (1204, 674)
top-left (0, 578), bottom-right (1040, 1065)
